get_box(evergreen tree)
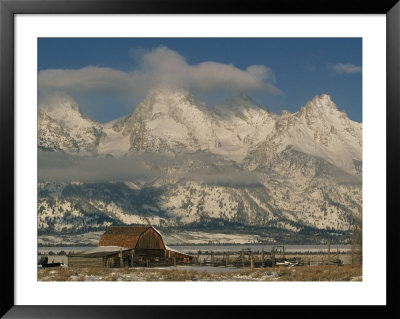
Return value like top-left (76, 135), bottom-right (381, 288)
top-left (351, 206), bottom-right (362, 264)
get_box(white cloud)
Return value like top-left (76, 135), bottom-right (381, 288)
top-left (38, 46), bottom-right (281, 97)
top-left (332, 63), bottom-right (362, 74)
top-left (38, 152), bottom-right (160, 182)
top-left (37, 150), bottom-right (261, 186)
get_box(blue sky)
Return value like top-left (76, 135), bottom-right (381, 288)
top-left (38, 38), bottom-right (362, 122)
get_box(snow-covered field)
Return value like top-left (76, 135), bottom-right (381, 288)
top-left (38, 232), bottom-right (104, 246)
top-left (170, 244), bottom-right (351, 253)
top-left (161, 231), bottom-right (263, 245)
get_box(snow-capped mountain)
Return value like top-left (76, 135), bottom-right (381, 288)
top-left (38, 89), bottom-right (361, 173)
top-left (37, 88), bottom-right (362, 243)
top-left (211, 93), bottom-right (275, 162)
top-left (117, 87), bottom-right (220, 153)
top-left (38, 92), bottom-right (104, 154)
top-left (244, 94), bottom-right (362, 175)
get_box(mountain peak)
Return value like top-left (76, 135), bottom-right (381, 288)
top-left (298, 94), bottom-right (339, 117)
top-left (146, 86), bottom-right (192, 99)
top-left (39, 92), bottom-right (81, 120)
top-left (310, 94), bottom-right (337, 109)
top-left (318, 93), bottom-right (333, 102)
top-left (136, 86), bottom-right (208, 117)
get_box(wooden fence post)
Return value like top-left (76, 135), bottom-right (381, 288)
top-left (211, 251), bottom-right (214, 267)
top-left (119, 248), bottom-right (123, 268)
top-left (130, 250), bottom-right (135, 267)
top-left (248, 249), bottom-right (252, 264)
top-left (271, 248), bottom-right (275, 267)
top-left (327, 241), bottom-right (331, 265)
top-left (261, 247), bottom-right (265, 268)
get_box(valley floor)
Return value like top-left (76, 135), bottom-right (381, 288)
top-left (38, 264), bottom-right (362, 282)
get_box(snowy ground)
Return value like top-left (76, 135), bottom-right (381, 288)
top-left (38, 232), bottom-right (104, 246)
top-left (37, 264), bottom-right (362, 281)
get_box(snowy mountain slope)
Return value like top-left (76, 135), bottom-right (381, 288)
top-left (37, 147), bottom-right (361, 239)
top-left (37, 88), bottom-right (362, 242)
top-left (114, 88), bottom-right (220, 153)
top-left (242, 95), bottom-right (362, 175)
top-left (38, 172), bottom-right (359, 237)
top-left (96, 116), bottom-right (132, 157)
top-left (211, 93), bottom-right (275, 162)
top-left (271, 94), bottom-right (361, 174)
top-left (38, 93), bottom-right (104, 154)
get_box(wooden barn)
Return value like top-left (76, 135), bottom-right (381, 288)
top-left (69, 226), bottom-right (193, 267)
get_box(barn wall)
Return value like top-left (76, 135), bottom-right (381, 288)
top-left (168, 250), bottom-right (192, 260)
top-left (68, 256), bottom-right (104, 267)
top-left (134, 249), bottom-right (165, 257)
top-left (135, 228), bottom-right (165, 250)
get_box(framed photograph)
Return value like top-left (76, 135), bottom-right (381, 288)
top-left (1, 0), bottom-right (398, 317)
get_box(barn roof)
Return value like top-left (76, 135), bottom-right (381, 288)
top-left (165, 245), bottom-right (193, 259)
top-left (71, 246), bottom-right (130, 258)
top-left (98, 226), bottom-right (165, 249)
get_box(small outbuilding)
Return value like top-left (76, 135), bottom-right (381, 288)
top-left (68, 246), bottom-right (131, 268)
top-left (68, 226), bottom-right (193, 267)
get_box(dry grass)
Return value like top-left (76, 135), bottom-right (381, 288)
top-left (38, 264), bottom-right (362, 282)
top-left (38, 267), bottom-right (74, 281)
top-left (86, 266), bottom-right (112, 277)
top-left (275, 264), bottom-right (362, 281)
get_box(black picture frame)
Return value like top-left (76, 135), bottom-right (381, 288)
top-left (1, 0), bottom-right (399, 318)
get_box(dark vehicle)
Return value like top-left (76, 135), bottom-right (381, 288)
top-left (38, 256), bottom-right (63, 268)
